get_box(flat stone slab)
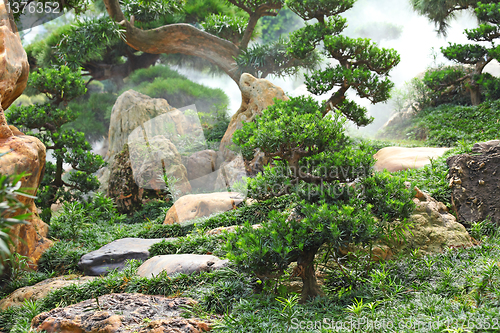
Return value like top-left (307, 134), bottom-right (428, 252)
top-left (0, 275), bottom-right (95, 310)
top-left (137, 254), bottom-right (229, 278)
top-left (31, 293), bottom-right (211, 333)
top-left (78, 238), bottom-right (175, 276)
top-left (374, 147), bottom-right (450, 172)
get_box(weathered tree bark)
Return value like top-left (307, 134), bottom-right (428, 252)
top-left (103, 0), bottom-right (241, 83)
top-left (295, 247), bottom-right (323, 303)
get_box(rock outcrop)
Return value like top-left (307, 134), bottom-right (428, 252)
top-left (128, 135), bottom-right (191, 195)
top-left (447, 144), bottom-right (500, 226)
top-left (394, 188), bottom-right (472, 256)
top-left (0, 276), bottom-right (94, 310)
top-left (185, 150), bottom-right (219, 192)
top-left (163, 192), bottom-right (244, 225)
top-left (137, 254), bottom-right (228, 278)
top-left (0, 130), bottom-right (51, 266)
top-left (107, 144), bottom-right (148, 214)
top-left (219, 73), bottom-right (288, 161)
top-left (100, 90), bottom-right (195, 195)
top-left (0, 6), bottom-right (51, 266)
top-left (374, 147), bottom-right (450, 172)
top-left (31, 293), bottom-right (211, 333)
top-left (0, 3), bottom-right (29, 121)
top-left (78, 238), bottom-right (175, 276)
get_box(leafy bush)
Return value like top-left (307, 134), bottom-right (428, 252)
top-left (137, 223), bottom-right (191, 239)
top-left (149, 233), bottom-right (227, 257)
top-left (37, 241), bottom-right (88, 274)
top-left (6, 66), bottom-right (105, 221)
top-left (125, 200), bottom-right (172, 225)
top-left (0, 172), bottom-right (31, 275)
top-left (125, 65), bottom-right (229, 114)
top-left (360, 172), bottom-right (416, 220)
top-left (378, 99), bottom-right (500, 146)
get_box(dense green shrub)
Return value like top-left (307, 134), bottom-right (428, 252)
top-left (125, 200), bottom-right (172, 225)
top-left (37, 241), bottom-right (88, 274)
top-left (378, 100), bottom-right (500, 146)
top-left (137, 223), bottom-right (192, 239)
top-left (149, 234), bottom-right (227, 257)
top-left (360, 172), bottom-right (416, 220)
top-left (0, 172), bottom-right (32, 275)
top-left (125, 65), bottom-right (229, 114)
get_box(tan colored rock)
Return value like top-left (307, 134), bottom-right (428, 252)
top-left (185, 150), bottom-right (218, 192)
top-left (100, 90), bottom-right (199, 192)
top-left (219, 73), bottom-right (288, 161)
top-left (374, 147), bottom-right (450, 172)
top-left (0, 3), bottom-right (29, 139)
top-left (129, 136), bottom-right (191, 195)
top-left (0, 276), bottom-right (94, 310)
top-left (107, 90), bottom-right (176, 162)
top-left (0, 4), bottom-right (50, 266)
top-left (392, 188), bottom-right (472, 256)
top-left (0, 130), bottom-right (52, 266)
top-left (31, 293), bottom-right (210, 333)
top-left (164, 192), bottom-right (244, 224)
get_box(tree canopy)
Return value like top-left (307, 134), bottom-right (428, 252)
top-left (412, 1), bottom-right (500, 105)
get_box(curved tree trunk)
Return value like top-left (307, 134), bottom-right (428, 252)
top-left (295, 247), bottom-right (323, 303)
top-left (103, 0), bottom-right (241, 83)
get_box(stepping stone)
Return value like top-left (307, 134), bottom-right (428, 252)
top-left (0, 275), bottom-right (95, 310)
top-left (137, 254), bottom-right (229, 278)
top-left (78, 238), bottom-right (175, 276)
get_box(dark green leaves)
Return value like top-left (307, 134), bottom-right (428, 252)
top-left (286, 0), bottom-right (355, 21)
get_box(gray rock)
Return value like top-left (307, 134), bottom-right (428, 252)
top-left (78, 238), bottom-right (175, 276)
top-left (137, 254), bottom-right (229, 278)
top-left (472, 140), bottom-right (500, 153)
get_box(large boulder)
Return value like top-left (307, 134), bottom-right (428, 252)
top-left (214, 154), bottom-right (247, 192)
top-left (31, 293), bottom-right (211, 333)
top-left (394, 188), bottom-right (472, 256)
top-left (99, 90), bottom-right (195, 194)
top-left (163, 192), bottom-right (244, 225)
top-left (0, 128), bottom-right (51, 266)
top-left (447, 144), bottom-right (500, 226)
top-left (0, 2), bottom-right (50, 266)
top-left (185, 150), bottom-right (219, 192)
top-left (0, 3), bottom-right (29, 118)
top-left (0, 276), bottom-right (94, 310)
top-left (128, 135), bottom-right (191, 195)
top-left (107, 144), bottom-right (147, 214)
top-left (219, 73), bottom-right (288, 161)
top-left (137, 254), bottom-right (228, 278)
top-left (78, 238), bottom-right (175, 276)
top-left (374, 147), bottom-right (450, 172)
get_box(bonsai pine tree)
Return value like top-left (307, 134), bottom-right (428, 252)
top-left (227, 97), bottom-right (415, 302)
top-left (226, 0), bottom-right (410, 303)
top-left (6, 66), bottom-right (105, 221)
top-left (412, 1), bottom-right (500, 105)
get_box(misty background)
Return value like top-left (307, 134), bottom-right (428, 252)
top-left (20, 0), bottom-right (500, 138)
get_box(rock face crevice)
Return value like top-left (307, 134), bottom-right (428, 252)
top-left (447, 142), bottom-right (500, 226)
